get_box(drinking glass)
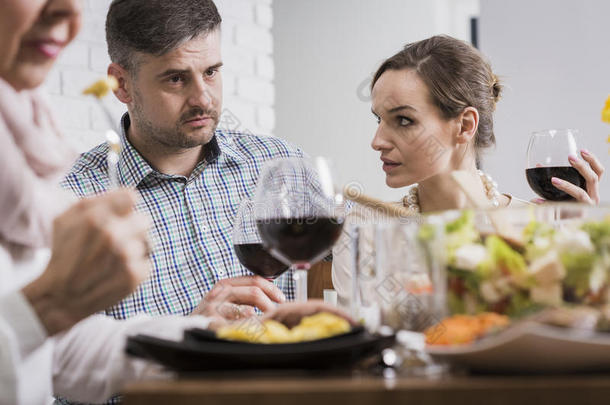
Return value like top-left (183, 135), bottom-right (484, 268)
top-left (526, 129), bottom-right (586, 201)
top-left (233, 199), bottom-right (290, 280)
top-left (252, 157), bottom-right (345, 302)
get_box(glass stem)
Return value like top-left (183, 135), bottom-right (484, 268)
top-left (293, 263), bottom-right (310, 302)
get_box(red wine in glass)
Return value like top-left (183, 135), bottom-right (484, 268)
top-left (232, 199), bottom-right (290, 281)
top-left (256, 217), bottom-right (344, 266)
top-left (525, 166), bottom-right (586, 201)
top-left (233, 243), bottom-right (289, 280)
top-left (526, 129), bottom-right (586, 201)
top-left (252, 157), bottom-right (345, 302)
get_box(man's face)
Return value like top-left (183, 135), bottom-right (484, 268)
top-left (128, 30), bottom-right (222, 149)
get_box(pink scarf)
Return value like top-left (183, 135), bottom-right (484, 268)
top-left (0, 78), bottom-right (77, 249)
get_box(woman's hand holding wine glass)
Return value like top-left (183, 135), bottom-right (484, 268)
top-left (553, 149), bottom-right (604, 204)
top-left (526, 129), bottom-right (604, 204)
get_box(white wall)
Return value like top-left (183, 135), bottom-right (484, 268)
top-left (45, 0), bottom-right (276, 153)
top-left (216, 0), bottom-right (276, 137)
top-left (273, 0), bottom-right (479, 201)
top-left (479, 0), bottom-right (610, 202)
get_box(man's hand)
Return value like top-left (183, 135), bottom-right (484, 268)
top-left (22, 189), bottom-right (151, 335)
top-left (192, 276), bottom-right (286, 321)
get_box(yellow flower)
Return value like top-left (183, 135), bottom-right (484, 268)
top-left (603, 95), bottom-right (610, 124)
top-left (82, 76), bottom-right (119, 99)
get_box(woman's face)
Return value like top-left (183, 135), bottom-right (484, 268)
top-left (0, 0), bottom-right (82, 91)
top-left (371, 68), bottom-right (459, 188)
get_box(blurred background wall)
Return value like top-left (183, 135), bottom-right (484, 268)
top-left (47, 0), bottom-right (610, 202)
top-left (479, 0), bottom-right (610, 203)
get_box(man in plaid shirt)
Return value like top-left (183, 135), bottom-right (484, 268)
top-left (62, 0), bottom-right (301, 326)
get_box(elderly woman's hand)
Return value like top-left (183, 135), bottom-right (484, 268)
top-left (549, 149), bottom-right (604, 204)
top-left (22, 189), bottom-right (151, 335)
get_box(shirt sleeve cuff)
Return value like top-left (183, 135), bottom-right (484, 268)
top-left (0, 290), bottom-right (48, 359)
top-left (124, 314), bottom-right (212, 341)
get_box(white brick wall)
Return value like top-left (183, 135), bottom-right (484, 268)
top-left (215, 0), bottom-right (275, 136)
top-left (43, 0), bottom-right (275, 153)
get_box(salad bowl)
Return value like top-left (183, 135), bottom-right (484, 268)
top-left (356, 204), bottom-right (610, 371)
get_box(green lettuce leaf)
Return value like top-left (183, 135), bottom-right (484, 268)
top-left (444, 211), bottom-right (480, 262)
top-left (506, 291), bottom-right (542, 318)
top-left (523, 220), bottom-right (555, 262)
top-left (447, 290), bottom-right (466, 314)
top-left (479, 235), bottom-right (528, 281)
top-left (523, 220), bottom-right (555, 243)
top-left (582, 220), bottom-right (610, 251)
top-left (560, 251), bottom-right (597, 298)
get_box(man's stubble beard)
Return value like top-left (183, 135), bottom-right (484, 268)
top-left (131, 90), bottom-right (220, 150)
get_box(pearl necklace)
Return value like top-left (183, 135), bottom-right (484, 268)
top-left (402, 170), bottom-right (500, 213)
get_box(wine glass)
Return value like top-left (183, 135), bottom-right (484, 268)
top-left (526, 129), bottom-right (586, 201)
top-left (232, 199), bottom-right (290, 280)
top-left (252, 157), bottom-right (345, 302)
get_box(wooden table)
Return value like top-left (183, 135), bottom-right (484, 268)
top-left (307, 260), bottom-right (333, 299)
top-left (123, 372), bottom-right (610, 405)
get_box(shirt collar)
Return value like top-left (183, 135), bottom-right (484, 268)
top-left (212, 128), bottom-right (247, 164)
top-left (116, 114), bottom-right (245, 188)
top-left (117, 114), bottom-right (156, 188)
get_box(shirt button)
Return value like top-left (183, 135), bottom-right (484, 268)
top-left (218, 270), bottom-right (225, 276)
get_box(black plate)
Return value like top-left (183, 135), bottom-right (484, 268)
top-left (126, 326), bottom-right (395, 372)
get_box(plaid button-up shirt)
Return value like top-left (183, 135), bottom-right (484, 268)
top-left (62, 114), bottom-right (302, 319)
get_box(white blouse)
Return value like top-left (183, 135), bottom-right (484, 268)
top-left (0, 245), bottom-right (211, 404)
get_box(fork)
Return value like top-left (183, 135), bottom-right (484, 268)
top-left (83, 76), bottom-right (122, 188)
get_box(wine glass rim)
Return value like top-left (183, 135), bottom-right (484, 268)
top-left (253, 155), bottom-right (343, 213)
top-left (531, 128), bottom-right (579, 137)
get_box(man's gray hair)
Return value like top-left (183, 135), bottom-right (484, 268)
top-left (106, 0), bottom-right (221, 72)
